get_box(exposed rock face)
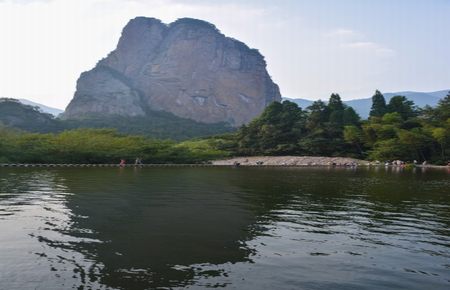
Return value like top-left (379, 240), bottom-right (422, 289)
top-left (64, 17), bottom-right (281, 126)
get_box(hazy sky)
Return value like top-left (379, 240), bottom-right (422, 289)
top-left (0, 0), bottom-right (449, 109)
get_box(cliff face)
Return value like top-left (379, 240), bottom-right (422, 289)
top-left (64, 17), bottom-right (281, 126)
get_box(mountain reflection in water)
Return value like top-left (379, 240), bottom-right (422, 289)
top-left (0, 167), bottom-right (449, 289)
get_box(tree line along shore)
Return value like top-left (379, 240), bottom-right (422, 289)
top-left (0, 90), bottom-right (448, 166)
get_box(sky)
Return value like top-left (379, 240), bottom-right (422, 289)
top-left (0, 0), bottom-right (449, 109)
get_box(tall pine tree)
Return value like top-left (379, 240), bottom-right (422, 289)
top-left (369, 90), bottom-right (387, 117)
top-left (328, 93), bottom-right (345, 125)
top-left (387, 95), bottom-right (417, 120)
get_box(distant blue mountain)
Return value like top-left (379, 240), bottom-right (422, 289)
top-left (282, 98), bottom-right (314, 111)
top-left (283, 90), bottom-right (448, 119)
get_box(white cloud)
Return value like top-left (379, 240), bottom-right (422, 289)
top-left (342, 41), bottom-right (396, 57)
top-left (325, 28), bottom-right (396, 59)
top-left (343, 41), bottom-right (376, 48)
top-left (326, 28), bottom-right (359, 38)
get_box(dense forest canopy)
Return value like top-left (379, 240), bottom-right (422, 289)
top-left (234, 91), bottom-right (449, 164)
top-left (0, 91), bottom-right (448, 164)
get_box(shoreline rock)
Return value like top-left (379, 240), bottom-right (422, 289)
top-left (212, 156), bottom-right (450, 169)
top-left (212, 156), bottom-right (366, 166)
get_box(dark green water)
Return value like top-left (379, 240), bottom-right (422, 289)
top-left (0, 167), bottom-right (449, 290)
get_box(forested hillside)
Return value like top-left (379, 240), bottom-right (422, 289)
top-left (0, 98), bottom-right (233, 140)
top-left (0, 98), bottom-right (63, 132)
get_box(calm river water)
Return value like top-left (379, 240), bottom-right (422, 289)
top-left (0, 167), bottom-right (449, 289)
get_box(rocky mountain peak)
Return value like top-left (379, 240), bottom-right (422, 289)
top-left (64, 17), bottom-right (281, 126)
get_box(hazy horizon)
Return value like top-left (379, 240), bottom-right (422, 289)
top-left (1, 0), bottom-right (449, 109)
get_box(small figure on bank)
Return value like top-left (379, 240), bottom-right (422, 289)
top-left (422, 160), bottom-right (427, 166)
top-left (134, 157), bottom-right (143, 166)
top-left (119, 159), bottom-right (126, 167)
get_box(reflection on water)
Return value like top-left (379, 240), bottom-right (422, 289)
top-left (0, 167), bottom-right (449, 289)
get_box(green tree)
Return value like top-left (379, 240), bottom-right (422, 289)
top-left (431, 127), bottom-right (449, 159)
top-left (305, 99), bottom-right (345, 156)
top-left (432, 92), bottom-right (450, 122)
top-left (343, 107), bottom-right (360, 125)
top-left (369, 139), bottom-right (406, 161)
top-left (328, 93), bottom-right (345, 126)
top-left (382, 112), bottom-right (403, 125)
top-left (328, 93), bottom-right (345, 111)
top-left (343, 125), bottom-right (363, 154)
top-left (397, 128), bottom-right (430, 161)
top-left (369, 90), bottom-right (387, 118)
top-left (306, 100), bottom-right (329, 129)
top-left (235, 101), bottom-right (307, 155)
top-left (387, 95), bottom-right (417, 120)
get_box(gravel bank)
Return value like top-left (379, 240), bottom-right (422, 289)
top-left (212, 156), bottom-right (366, 166)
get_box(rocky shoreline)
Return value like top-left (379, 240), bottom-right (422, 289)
top-left (212, 156), bottom-right (450, 169)
top-left (212, 156), bottom-right (366, 166)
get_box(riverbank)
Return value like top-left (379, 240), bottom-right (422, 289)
top-left (212, 156), bottom-right (366, 166)
top-left (1, 157), bottom-right (448, 169)
top-left (0, 156), bottom-right (364, 168)
top-left (212, 156), bottom-right (450, 169)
